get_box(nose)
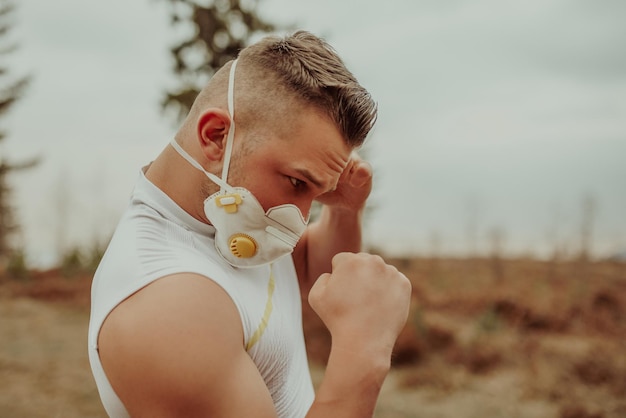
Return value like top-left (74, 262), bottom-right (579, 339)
top-left (294, 198), bottom-right (313, 223)
top-left (261, 196), bottom-right (312, 223)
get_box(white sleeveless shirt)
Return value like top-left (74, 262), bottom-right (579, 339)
top-left (88, 169), bottom-right (314, 417)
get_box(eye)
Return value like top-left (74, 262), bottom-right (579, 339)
top-left (289, 176), bottom-right (305, 189)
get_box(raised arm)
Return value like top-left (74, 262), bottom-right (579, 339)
top-left (293, 154), bottom-right (412, 417)
top-left (293, 153), bottom-right (373, 295)
top-left (305, 252), bottom-right (412, 418)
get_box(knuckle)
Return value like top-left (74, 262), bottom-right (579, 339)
top-left (332, 252), bottom-right (349, 264)
top-left (307, 287), bottom-right (318, 305)
top-left (385, 263), bottom-right (399, 274)
top-left (372, 254), bottom-right (385, 264)
top-left (401, 275), bottom-right (412, 293)
top-left (363, 253), bottom-right (384, 266)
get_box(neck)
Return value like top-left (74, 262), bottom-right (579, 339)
top-left (145, 143), bottom-right (217, 224)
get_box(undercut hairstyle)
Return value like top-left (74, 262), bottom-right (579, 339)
top-left (185, 31), bottom-right (377, 149)
top-left (236, 31), bottom-right (377, 148)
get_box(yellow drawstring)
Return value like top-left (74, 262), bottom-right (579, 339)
top-left (245, 264), bottom-right (275, 351)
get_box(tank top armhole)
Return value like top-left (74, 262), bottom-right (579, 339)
top-left (90, 267), bottom-right (252, 352)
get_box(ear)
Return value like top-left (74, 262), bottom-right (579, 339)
top-left (196, 108), bottom-right (232, 162)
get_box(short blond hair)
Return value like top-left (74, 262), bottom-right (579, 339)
top-left (236, 31), bottom-right (377, 148)
top-left (184, 31), bottom-right (377, 148)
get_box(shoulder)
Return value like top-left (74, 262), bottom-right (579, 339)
top-left (98, 273), bottom-right (276, 417)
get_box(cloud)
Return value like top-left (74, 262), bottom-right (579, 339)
top-left (8, 0), bottom-right (626, 263)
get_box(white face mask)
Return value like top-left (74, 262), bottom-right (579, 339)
top-left (170, 59), bottom-right (308, 268)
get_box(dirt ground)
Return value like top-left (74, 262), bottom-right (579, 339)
top-left (1, 257), bottom-right (625, 418)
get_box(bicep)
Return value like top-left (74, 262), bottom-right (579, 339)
top-left (98, 274), bottom-right (277, 418)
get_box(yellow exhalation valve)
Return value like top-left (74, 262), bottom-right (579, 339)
top-left (215, 193), bottom-right (243, 214)
top-left (229, 234), bottom-right (257, 258)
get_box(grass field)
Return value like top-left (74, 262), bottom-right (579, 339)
top-left (1, 257), bottom-right (625, 417)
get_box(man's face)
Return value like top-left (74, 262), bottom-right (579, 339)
top-left (227, 109), bottom-right (351, 218)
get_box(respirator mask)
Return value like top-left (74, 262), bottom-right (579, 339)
top-left (170, 59), bottom-right (308, 268)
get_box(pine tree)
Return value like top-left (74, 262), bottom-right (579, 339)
top-left (160, 0), bottom-right (281, 123)
top-left (0, 0), bottom-right (37, 264)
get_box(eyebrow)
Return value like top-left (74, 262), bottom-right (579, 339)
top-left (294, 168), bottom-right (326, 190)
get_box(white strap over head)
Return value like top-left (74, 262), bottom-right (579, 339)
top-left (169, 138), bottom-right (232, 192)
top-left (169, 58), bottom-right (239, 194)
top-left (220, 59), bottom-right (238, 189)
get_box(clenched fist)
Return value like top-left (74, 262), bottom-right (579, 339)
top-left (308, 252), bottom-right (412, 356)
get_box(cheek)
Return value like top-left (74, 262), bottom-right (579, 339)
top-left (230, 165), bottom-right (273, 209)
top-left (298, 200), bottom-right (313, 220)
top-left (245, 180), bottom-right (280, 211)
top-left (237, 165), bottom-right (313, 216)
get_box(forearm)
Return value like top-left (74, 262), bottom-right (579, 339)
top-left (305, 205), bottom-right (363, 281)
top-left (306, 343), bottom-right (391, 418)
top-left (304, 253), bottom-right (412, 418)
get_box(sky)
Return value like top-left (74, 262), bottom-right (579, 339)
top-left (4, 0), bottom-right (626, 266)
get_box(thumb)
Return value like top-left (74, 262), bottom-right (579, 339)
top-left (308, 272), bottom-right (331, 307)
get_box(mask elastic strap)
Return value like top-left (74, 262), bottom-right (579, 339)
top-left (170, 138), bottom-right (232, 192)
top-left (219, 59), bottom-right (238, 192)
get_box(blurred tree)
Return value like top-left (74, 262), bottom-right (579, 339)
top-left (159, 0), bottom-right (281, 123)
top-left (578, 193), bottom-right (596, 261)
top-left (0, 0), bottom-right (38, 265)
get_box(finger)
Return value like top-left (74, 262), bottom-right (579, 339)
top-left (349, 161), bottom-right (372, 188)
top-left (338, 158), bottom-right (356, 183)
top-left (331, 251), bottom-right (352, 271)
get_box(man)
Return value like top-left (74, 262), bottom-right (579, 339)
top-left (88, 31), bottom-right (411, 417)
